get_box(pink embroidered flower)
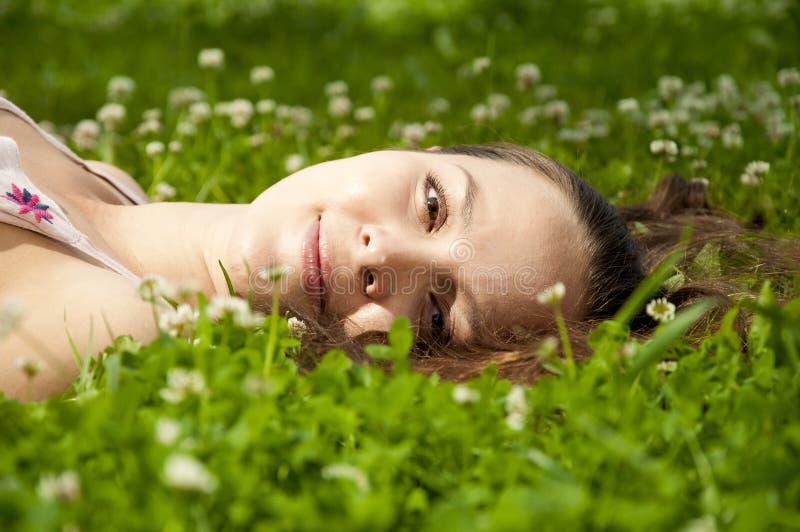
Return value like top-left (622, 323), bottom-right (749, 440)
top-left (5, 183), bottom-right (54, 224)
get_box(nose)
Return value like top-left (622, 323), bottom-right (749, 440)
top-left (357, 224), bottom-right (429, 299)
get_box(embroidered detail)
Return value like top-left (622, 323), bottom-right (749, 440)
top-left (4, 183), bottom-right (54, 224)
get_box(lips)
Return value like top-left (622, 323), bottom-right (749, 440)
top-left (301, 217), bottom-right (327, 314)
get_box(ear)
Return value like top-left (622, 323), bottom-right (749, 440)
top-left (425, 145), bottom-right (442, 152)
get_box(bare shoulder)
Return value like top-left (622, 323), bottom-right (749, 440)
top-left (0, 225), bottom-right (157, 401)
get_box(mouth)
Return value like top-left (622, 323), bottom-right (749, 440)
top-left (301, 216), bottom-right (328, 315)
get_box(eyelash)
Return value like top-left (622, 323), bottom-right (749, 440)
top-left (422, 171), bottom-right (450, 344)
top-left (423, 171), bottom-right (448, 232)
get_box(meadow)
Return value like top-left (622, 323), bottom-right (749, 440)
top-left (1, 0), bottom-right (800, 530)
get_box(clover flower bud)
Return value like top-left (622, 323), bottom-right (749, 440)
top-left (197, 48), bottom-right (224, 70)
top-left (250, 65), bottom-right (275, 85)
top-left (536, 282), bottom-right (566, 306)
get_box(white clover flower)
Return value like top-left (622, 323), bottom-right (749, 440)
top-left (72, 119), bottom-right (100, 151)
top-left (471, 56), bottom-right (491, 74)
top-left (37, 471), bottom-right (81, 503)
top-left (136, 118), bottom-right (162, 136)
top-left (256, 99), bottom-right (276, 115)
top-left (401, 123), bottom-right (426, 146)
top-left (165, 280), bottom-right (201, 304)
top-left (284, 153), bottom-right (306, 173)
top-left (721, 123), bottom-right (743, 149)
top-left (452, 384), bottom-right (480, 404)
top-left (354, 106), bottom-right (376, 122)
top-left (558, 128), bottom-right (590, 144)
top-left (534, 84), bottom-right (558, 101)
top-left (427, 97), bottom-right (450, 116)
top-left (656, 360), bottom-right (678, 374)
top-left (176, 121), bottom-right (196, 137)
top-left (250, 65), bottom-right (275, 85)
top-left (197, 48), bottom-right (224, 70)
top-left (137, 274), bottom-right (169, 302)
top-left (206, 295), bottom-right (264, 328)
top-left (617, 98), bottom-right (640, 115)
top-left (287, 316), bottom-right (308, 338)
top-left (107, 75), bottom-right (136, 102)
top-left (321, 463), bottom-right (370, 491)
top-left (165, 141), bottom-right (181, 156)
top-left (16, 356), bottom-right (43, 378)
top-left (424, 120), bottom-right (442, 135)
top-left (163, 453), bottom-right (218, 494)
top-left (518, 106), bottom-right (540, 126)
top-left (0, 297), bottom-right (26, 338)
top-left (487, 93), bottom-right (511, 116)
top-left (648, 109), bottom-right (672, 130)
top-left (143, 108), bottom-right (161, 121)
top-left (151, 182), bottom-right (176, 202)
top-left (96, 102), bottom-right (126, 131)
top-left (535, 336), bottom-right (559, 359)
top-left (658, 75), bottom-right (684, 100)
top-left (504, 385), bottom-right (530, 431)
top-left (646, 297), bottom-right (676, 323)
top-left (168, 86), bottom-right (205, 108)
top-left (370, 75), bottom-right (393, 94)
top-left (316, 145), bottom-right (334, 159)
top-left (145, 141), bottom-right (165, 159)
top-left (618, 341), bottom-right (637, 359)
top-left (156, 418), bottom-right (181, 445)
top-left (649, 139), bottom-right (679, 157)
top-left (535, 282), bottom-right (566, 306)
top-left (470, 103), bottom-right (492, 124)
top-left (745, 161), bottom-right (770, 177)
top-left (158, 304), bottom-right (199, 338)
top-left (324, 80), bottom-right (349, 97)
top-left (740, 173), bottom-right (761, 186)
top-left (515, 63), bottom-right (541, 91)
top-left (335, 124), bottom-right (356, 140)
top-left (226, 98), bottom-right (253, 128)
top-left (778, 67), bottom-right (800, 88)
top-left (248, 133), bottom-right (266, 148)
top-left (160, 368), bottom-right (207, 404)
top-left (506, 411), bottom-right (526, 431)
top-left (542, 100), bottom-right (570, 124)
top-left (328, 95), bottom-right (352, 118)
top-left (691, 159), bottom-right (708, 172)
top-left (188, 101), bottom-right (211, 124)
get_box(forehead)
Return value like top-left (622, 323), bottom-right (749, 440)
top-left (424, 151), bottom-right (588, 341)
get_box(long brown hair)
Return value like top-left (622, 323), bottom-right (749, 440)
top-left (292, 143), bottom-right (800, 384)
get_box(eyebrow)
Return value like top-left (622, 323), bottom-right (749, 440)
top-left (455, 163), bottom-right (478, 232)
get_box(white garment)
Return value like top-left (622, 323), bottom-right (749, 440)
top-left (0, 97), bottom-right (142, 281)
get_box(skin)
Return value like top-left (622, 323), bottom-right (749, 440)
top-left (0, 107), bottom-right (587, 399)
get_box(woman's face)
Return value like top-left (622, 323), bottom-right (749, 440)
top-left (237, 150), bottom-right (587, 345)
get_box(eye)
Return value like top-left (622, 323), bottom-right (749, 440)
top-left (423, 171), bottom-right (448, 232)
top-left (429, 293), bottom-right (448, 343)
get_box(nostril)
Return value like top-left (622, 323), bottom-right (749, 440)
top-left (362, 268), bottom-right (376, 296)
top-left (362, 233), bottom-right (371, 247)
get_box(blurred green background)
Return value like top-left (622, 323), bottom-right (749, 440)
top-left (3, 0), bottom-right (798, 122)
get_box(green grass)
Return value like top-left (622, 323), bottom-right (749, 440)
top-left (1, 0), bottom-right (800, 530)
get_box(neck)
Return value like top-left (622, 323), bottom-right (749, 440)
top-left (77, 199), bottom-right (248, 297)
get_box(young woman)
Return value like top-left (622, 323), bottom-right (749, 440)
top-left (0, 96), bottom-right (794, 400)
